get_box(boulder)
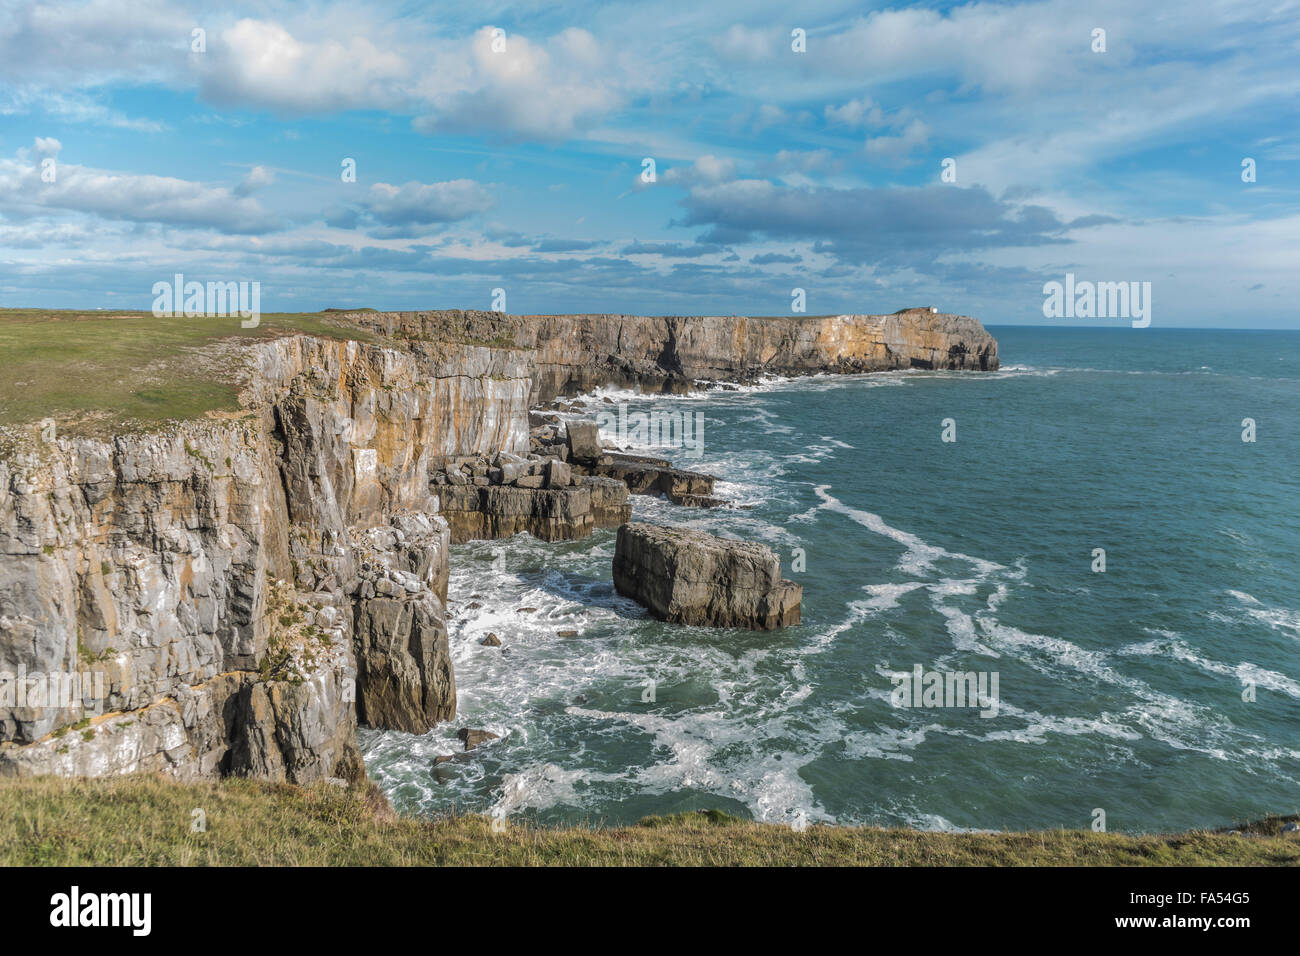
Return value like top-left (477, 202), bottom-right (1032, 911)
top-left (458, 728), bottom-right (500, 750)
top-left (612, 522), bottom-right (801, 629)
top-left (545, 458), bottom-right (571, 489)
top-left (565, 420), bottom-right (602, 461)
top-left (352, 591), bottom-right (456, 733)
top-left (579, 475), bottom-right (633, 527)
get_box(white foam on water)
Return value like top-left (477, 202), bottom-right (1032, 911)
top-left (839, 721), bottom-right (950, 762)
top-left (901, 811), bottom-right (991, 833)
top-left (977, 700), bottom-right (1142, 745)
top-left (1119, 634), bottom-right (1300, 700)
top-left (1223, 589), bottom-right (1300, 637)
top-left (933, 599), bottom-right (1000, 657)
top-left (565, 704), bottom-right (833, 823)
top-left (974, 618), bottom-right (1242, 759)
top-left (812, 485), bottom-right (1005, 577)
top-left (862, 581), bottom-right (930, 612)
top-left (491, 763), bottom-right (623, 816)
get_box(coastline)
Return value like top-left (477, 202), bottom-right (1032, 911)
top-left (0, 306), bottom-right (996, 787)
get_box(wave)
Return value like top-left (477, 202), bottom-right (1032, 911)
top-left (1224, 590), bottom-right (1300, 637)
top-left (811, 485), bottom-right (1005, 576)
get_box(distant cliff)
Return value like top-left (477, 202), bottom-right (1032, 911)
top-left (0, 307), bottom-right (998, 782)
top-left (345, 308), bottom-right (999, 402)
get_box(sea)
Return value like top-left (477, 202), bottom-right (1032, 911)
top-left (359, 326), bottom-right (1300, 833)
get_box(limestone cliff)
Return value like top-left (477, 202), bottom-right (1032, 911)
top-left (0, 334), bottom-right (525, 779)
top-left (0, 307), bottom-right (997, 781)
top-left (346, 308), bottom-right (999, 401)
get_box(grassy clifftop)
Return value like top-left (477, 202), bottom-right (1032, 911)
top-left (0, 308), bottom-right (382, 437)
top-left (2, 775), bottom-right (1296, 866)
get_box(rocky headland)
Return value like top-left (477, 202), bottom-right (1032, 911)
top-left (0, 307), bottom-right (998, 782)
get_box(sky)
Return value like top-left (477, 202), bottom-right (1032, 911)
top-left (1, 0), bottom-right (1298, 327)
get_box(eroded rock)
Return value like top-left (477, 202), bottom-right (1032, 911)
top-left (612, 522), bottom-right (802, 630)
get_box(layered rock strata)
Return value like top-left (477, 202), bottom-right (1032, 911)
top-left (431, 451), bottom-right (630, 543)
top-left (345, 308), bottom-right (1000, 403)
top-left (530, 418), bottom-right (723, 507)
top-left (612, 523), bottom-right (802, 630)
top-left (0, 333), bottom-right (513, 778)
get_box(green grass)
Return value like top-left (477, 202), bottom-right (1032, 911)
top-left (0, 308), bottom-right (379, 437)
top-left (0, 307), bottom-right (888, 439)
top-left (1, 775), bottom-right (1296, 866)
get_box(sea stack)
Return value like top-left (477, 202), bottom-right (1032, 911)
top-left (612, 522), bottom-right (802, 629)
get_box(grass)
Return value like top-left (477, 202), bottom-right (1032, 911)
top-left (0, 308), bottom-right (379, 437)
top-left (1, 775), bottom-right (1297, 866)
top-left (0, 306), bottom-right (883, 439)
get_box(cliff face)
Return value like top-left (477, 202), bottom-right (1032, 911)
top-left (0, 334), bottom-right (526, 779)
top-left (348, 308), bottom-right (999, 402)
top-left (0, 307), bottom-right (998, 781)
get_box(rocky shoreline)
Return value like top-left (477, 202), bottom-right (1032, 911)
top-left (0, 308), bottom-right (998, 783)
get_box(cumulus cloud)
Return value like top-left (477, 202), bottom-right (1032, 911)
top-left (825, 98), bottom-right (884, 129)
top-left (661, 155), bottom-right (738, 188)
top-left (413, 27), bottom-right (621, 141)
top-left (325, 179), bottom-right (496, 237)
top-left (233, 165), bottom-right (276, 197)
top-left (0, 143), bottom-right (280, 234)
top-left (33, 137), bottom-right (61, 159)
top-left (865, 118), bottom-right (931, 160)
top-left (197, 18), bottom-right (409, 113)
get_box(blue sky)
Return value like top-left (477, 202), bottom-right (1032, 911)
top-left (1, 0), bottom-right (1298, 326)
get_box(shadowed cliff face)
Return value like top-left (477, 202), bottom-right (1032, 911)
top-left (0, 308), bottom-right (998, 781)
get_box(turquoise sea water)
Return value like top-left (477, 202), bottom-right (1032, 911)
top-left (360, 327), bottom-right (1300, 832)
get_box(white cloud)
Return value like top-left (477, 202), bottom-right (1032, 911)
top-left (865, 118), bottom-right (931, 160)
top-left (233, 165), bottom-right (276, 197)
top-left (364, 180), bottom-right (496, 226)
top-left (712, 24), bottom-right (779, 63)
top-left (662, 155), bottom-right (738, 188)
top-left (825, 98), bottom-right (884, 129)
top-left (196, 18), bottom-right (409, 113)
top-left (0, 0), bottom-right (187, 85)
top-left (0, 144), bottom-right (280, 234)
top-left (324, 179), bottom-right (497, 236)
top-left (33, 137), bottom-right (61, 159)
top-left (414, 27), bottom-right (621, 141)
